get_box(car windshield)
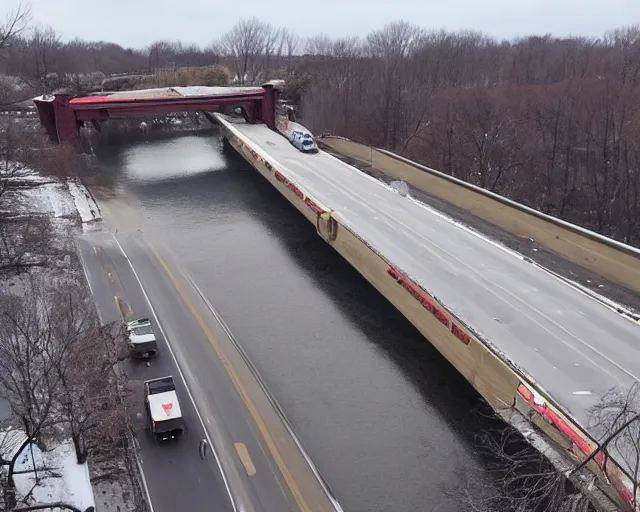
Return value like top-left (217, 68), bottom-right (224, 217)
top-left (302, 140), bottom-right (313, 146)
top-left (133, 324), bottom-right (153, 335)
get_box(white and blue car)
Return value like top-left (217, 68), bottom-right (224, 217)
top-left (275, 111), bottom-right (319, 154)
top-left (290, 129), bottom-right (318, 153)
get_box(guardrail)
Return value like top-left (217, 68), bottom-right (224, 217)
top-left (318, 136), bottom-right (640, 297)
top-left (373, 147), bottom-right (640, 258)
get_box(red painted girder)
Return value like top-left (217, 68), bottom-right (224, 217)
top-left (69, 93), bottom-right (264, 111)
top-left (74, 101), bottom-right (260, 121)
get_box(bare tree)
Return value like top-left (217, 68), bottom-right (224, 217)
top-left (29, 25), bottom-right (62, 91)
top-left (216, 17), bottom-right (270, 84)
top-left (46, 280), bottom-right (129, 464)
top-left (0, 278), bottom-right (61, 508)
top-left (0, 4), bottom-right (31, 50)
top-left (0, 214), bottom-right (54, 274)
top-left (464, 383), bottom-right (640, 512)
top-left (0, 5), bottom-right (32, 106)
top-left (586, 384), bottom-right (640, 510)
top-left (0, 120), bottom-right (32, 200)
top-left (366, 21), bottom-right (423, 149)
top-left (280, 28), bottom-right (300, 64)
top-left (305, 34), bottom-right (333, 56)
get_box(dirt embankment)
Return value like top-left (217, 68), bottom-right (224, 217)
top-left (319, 138), bottom-right (640, 314)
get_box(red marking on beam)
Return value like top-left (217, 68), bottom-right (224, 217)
top-left (451, 323), bottom-right (471, 345)
top-left (246, 147), bottom-right (261, 162)
top-left (288, 183), bottom-right (304, 199)
top-left (619, 488), bottom-right (634, 507)
top-left (387, 266), bottom-right (464, 338)
top-left (304, 197), bottom-right (324, 215)
top-left (517, 383), bottom-right (605, 468)
top-left (517, 383), bottom-right (534, 403)
top-left (272, 169), bottom-right (303, 199)
top-left (242, 143), bottom-right (325, 215)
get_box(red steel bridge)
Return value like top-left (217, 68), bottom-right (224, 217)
top-left (33, 81), bottom-right (283, 144)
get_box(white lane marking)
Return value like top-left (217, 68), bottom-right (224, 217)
top-left (77, 242), bottom-right (103, 325)
top-left (292, 157), bottom-right (640, 384)
top-left (135, 453), bottom-right (156, 512)
top-left (573, 391), bottom-right (593, 395)
top-left (110, 233), bottom-right (238, 512)
top-left (187, 275), bottom-right (345, 512)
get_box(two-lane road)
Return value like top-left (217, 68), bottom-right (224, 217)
top-left (77, 227), bottom-right (339, 512)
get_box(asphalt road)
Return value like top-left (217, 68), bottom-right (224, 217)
top-left (221, 117), bottom-right (640, 441)
top-left (76, 227), bottom-right (335, 512)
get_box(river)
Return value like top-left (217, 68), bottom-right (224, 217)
top-left (94, 128), bottom-right (501, 512)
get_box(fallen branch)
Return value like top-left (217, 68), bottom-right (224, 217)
top-left (12, 466), bottom-right (58, 474)
top-left (14, 502), bottom-right (85, 512)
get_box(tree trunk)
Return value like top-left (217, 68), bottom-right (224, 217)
top-left (72, 432), bottom-right (88, 465)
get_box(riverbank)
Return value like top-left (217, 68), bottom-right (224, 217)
top-left (0, 160), bottom-right (138, 511)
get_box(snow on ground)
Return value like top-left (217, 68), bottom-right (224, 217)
top-left (68, 180), bottom-right (102, 223)
top-left (11, 440), bottom-right (96, 511)
top-left (20, 182), bottom-right (77, 219)
top-left (8, 173), bottom-right (102, 225)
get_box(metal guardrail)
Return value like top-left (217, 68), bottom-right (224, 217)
top-left (373, 146), bottom-right (640, 258)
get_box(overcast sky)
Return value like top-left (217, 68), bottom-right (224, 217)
top-left (6, 0), bottom-right (640, 49)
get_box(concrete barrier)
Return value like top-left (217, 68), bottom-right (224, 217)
top-left (319, 137), bottom-right (640, 297)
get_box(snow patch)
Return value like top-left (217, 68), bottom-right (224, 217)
top-left (11, 439), bottom-right (95, 511)
top-left (20, 182), bottom-right (77, 218)
top-left (172, 85), bottom-right (263, 97)
top-left (389, 180), bottom-right (410, 197)
top-left (68, 181), bottom-right (102, 223)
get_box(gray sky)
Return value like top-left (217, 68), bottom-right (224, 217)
top-left (6, 0), bottom-right (640, 49)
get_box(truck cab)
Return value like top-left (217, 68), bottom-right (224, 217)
top-left (127, 318), bottom-right (158, 358)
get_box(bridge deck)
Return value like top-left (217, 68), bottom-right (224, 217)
top-left (218, 116), bottom-right (640, 445)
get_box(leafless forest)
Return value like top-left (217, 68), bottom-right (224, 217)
top-left (2, 9), bottom-right (640, 245)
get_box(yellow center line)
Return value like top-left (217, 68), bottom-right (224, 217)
top-left (114, 296), bottom-right (124, 322)
top-left (94, 246), bottom-right (136, 321)
top-left (149, 244), bottom-right (312, 512)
